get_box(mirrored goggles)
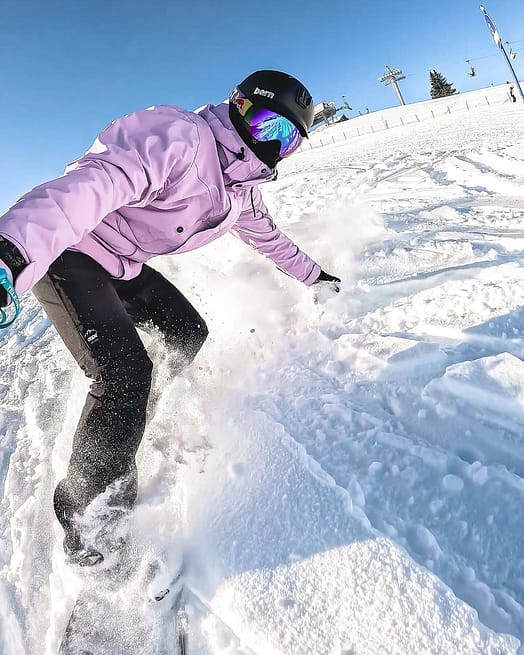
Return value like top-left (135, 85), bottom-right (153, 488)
top-left (233, 94), bottom-right (303, 157)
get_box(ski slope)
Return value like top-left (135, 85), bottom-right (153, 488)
top-left (1, 85), bottom-right (524, 654)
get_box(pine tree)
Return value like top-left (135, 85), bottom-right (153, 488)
top-left (429, 70), bottom-right (457, 99)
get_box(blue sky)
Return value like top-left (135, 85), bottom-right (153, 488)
top-left (0, 0), bottom-right (522, 212)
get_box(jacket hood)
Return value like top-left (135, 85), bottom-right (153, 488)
top-left (196, 103), bottom-right (275, 187)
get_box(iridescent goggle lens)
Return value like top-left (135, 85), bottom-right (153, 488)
top-left (243, 106), bottom-right (303, 158)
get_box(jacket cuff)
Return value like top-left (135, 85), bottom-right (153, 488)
top-left (302, 263), bottom-right (322, 286)
top-left (0, 236), bottom-right (27, 278)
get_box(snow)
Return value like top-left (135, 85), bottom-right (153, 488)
top-left (1, 85), bottom-right (524, 653)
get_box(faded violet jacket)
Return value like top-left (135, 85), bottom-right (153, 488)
top-left (0, 102), bottom-right (321, 298)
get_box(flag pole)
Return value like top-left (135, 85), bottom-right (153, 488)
top-left (480, 5), bottom-right (524, 103)
top-left (500, 44), bottom-right (524, 102)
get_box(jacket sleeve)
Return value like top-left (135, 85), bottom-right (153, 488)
top-left (0, 106), bottom-right (192, 295)
top-left (230, 186), bottom-right (321, 285)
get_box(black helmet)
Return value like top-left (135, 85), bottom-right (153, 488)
top-left (234, 70), bottom-right (314, 136)
top-left (229, 70), bottom-right (314, 168)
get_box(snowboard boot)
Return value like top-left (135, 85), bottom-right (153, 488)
top-left (54, 479), bottom-right (105, 566)
top-left (54, 466), bottom-right (137, 567)
top-left (62, 529), bottom-right (104, 567)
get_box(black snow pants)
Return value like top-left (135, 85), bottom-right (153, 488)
top-left (33, 250), bottom-right (208, 539)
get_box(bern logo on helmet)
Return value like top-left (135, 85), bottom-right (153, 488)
top-left (254, 87), bottom-right (275, 99)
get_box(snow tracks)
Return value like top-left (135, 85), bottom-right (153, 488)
top-left (1, 100), bottom-right (524, 654)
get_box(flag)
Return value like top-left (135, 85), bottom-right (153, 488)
top-left (480, 5), bottom-right (502, 49)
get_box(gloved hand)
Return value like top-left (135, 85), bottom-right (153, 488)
top-left (0, 237), bottom-right (26, 307)
top-left (0, 267), bottom-right (18, 327)
top-left (0, 263), bottom-right (12, 307)
top-left (0, 237), bottom-right (26, 327)
top-left (314, 269), bottom-right (341, 293)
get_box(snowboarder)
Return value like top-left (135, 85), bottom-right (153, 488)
top-left (0, 70), bottom-right (340, 566)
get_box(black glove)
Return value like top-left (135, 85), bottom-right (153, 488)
top-left (0, 237), bottom-right (26, 307)
top-left (314, 269), bottom-right (341, 292)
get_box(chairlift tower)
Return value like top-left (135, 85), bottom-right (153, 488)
top-left (379, 65), bottom-right (406, 106)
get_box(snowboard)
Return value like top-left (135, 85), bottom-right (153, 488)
top-left (58, 567), bottom-right (187, 655)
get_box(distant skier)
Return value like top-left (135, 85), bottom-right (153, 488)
top-left (0, 70), bottom-right (340, 565)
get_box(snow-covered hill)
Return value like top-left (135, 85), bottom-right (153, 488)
top-left (1, 90), bottom-right (524, 654)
